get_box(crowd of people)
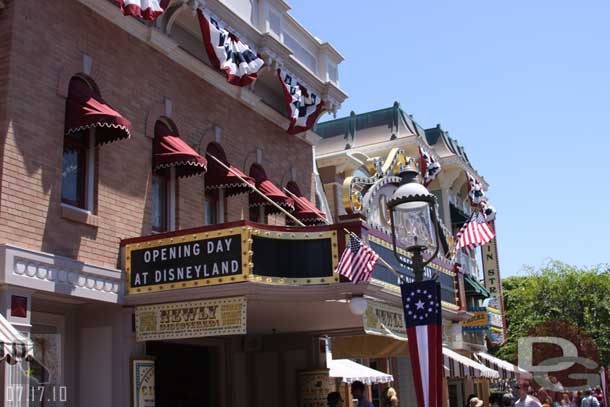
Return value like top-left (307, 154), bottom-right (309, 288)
top-left (326, 380), bottom-right (606, 407)
top-left (476, 380), bottom-right (606, 407)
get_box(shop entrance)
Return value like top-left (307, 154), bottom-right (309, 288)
top-left (147, 341), bottom-right (220, 407)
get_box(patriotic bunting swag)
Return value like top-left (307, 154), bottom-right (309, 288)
top-left (455, 211), bottom-right (495, 255)
top-left (278, 69), bottom-right (325, 135)
top-left (419, 147), bottom-right (441, 187)
top-left (480, 199), bottom-right (496, 222)
top-left (401, 280), bottom-right (443, 407)
top-left (198, 10), bottom-right (264, 86)
top-left (336, 234), bottom-right (380, 284)
top-left (114, 0), bottom-right (169, 20)
top-left (467, 172), bottom-right (485, 206)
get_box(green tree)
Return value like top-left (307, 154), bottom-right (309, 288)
top-left (493, 260), bottom-right (610, 367)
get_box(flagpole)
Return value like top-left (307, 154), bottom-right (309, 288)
top-left (206, 153), bottom-right (307, 227)
top-left (283, 187), bottom-right (407, 283)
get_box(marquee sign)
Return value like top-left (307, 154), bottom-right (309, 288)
top-left (122, 221), bottom-right (340, 294)
top-left (135, 296), bottom-right (247, 341)
top-left (124, 226), bottom-right (249, 294)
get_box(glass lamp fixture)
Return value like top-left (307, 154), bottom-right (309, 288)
top-left (387, 164), bottom-right (441, 281)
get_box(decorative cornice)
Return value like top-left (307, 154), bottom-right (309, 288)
top-left (0, 244), bottom-right (123, 303)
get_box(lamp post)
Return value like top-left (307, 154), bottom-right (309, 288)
top-left (386, 162), bottom-right (441, 282)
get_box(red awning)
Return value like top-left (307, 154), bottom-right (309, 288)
top-left (205, 142), bottom-right (254, 196)
top-left (153, 120), bottom-right (207, 178)
top-left (286, 181), bottom-right (327, 225)
top-left (65, 76), bottom-right (131, 145)
top-left (249, 164), bottom-right (294, 214)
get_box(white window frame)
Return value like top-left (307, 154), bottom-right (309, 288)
top-left (61, 128), bottom-right (96, 214)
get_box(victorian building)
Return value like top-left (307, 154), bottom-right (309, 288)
top-left (314, 103), bottom-right (521, 406)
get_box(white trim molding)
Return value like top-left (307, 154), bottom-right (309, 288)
top-left (0, 244), bottom-right (123, 303)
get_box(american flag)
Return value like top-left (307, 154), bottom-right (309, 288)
top-left (401, 280), bottom-right (443, 407)
top-left (455, 212), bottom-right (495, 255)
top-left (336, 235), bottom-right (380, 284)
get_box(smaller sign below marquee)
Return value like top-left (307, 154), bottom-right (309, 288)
top-left (135, 296), bottom-right (247, 342)
top-left (484, 297), bottom-right (505, 344)
top-left (461, 307), bottom-right (489, 331)
top-left (363, 301), bottom-right (406, 341)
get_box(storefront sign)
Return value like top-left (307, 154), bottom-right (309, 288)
top-left (297, 369), bottom-right (333, 407)
top-left (131, 359), bottom-right (155, 407)
top-left (363, 301), bottom-right (406, 341)
top-left (485, 298), bottom-right (505, 343)
top-left (480, 221), bottom-right (507, 343)
top-left (135, 296), bottom-right (246, 341)
top-left (124, 226), bottom-right (249, 294)
top-left (461, 307), bottom-right (489, 331)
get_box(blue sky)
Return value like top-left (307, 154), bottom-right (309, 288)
top-left (291, 1), bottom-right (610, 276)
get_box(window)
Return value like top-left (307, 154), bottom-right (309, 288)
top-left (204, 189), bottom-right (225, 225)
top-left (327, 61), bottom-right (338, 84)
top-left (267, 7), bottom-right (281, 38)
top-left (152, 174), bottom-right (168, 233)
top-left (61, 129), bottom-right (94, 210)
top-left (283, 32), bottom-right (318, 74)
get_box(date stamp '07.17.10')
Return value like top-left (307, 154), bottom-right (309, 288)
top-left (5, 385), bottom-right (67, 405)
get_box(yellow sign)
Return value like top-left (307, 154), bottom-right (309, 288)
top-left (297, 369), bottom-right (333, 407)
top-left (131, 359), bottom-right (155, 407)
top-left (135, 296), bottom-right (247, 341)
top-left (363, 301), bottom-right (406, 341)
top-left (461, 310), bottom-right (489, 330)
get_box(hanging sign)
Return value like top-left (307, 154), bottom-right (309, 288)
top-left (123, 226), bottom-right (249, 294)
top-left (135, 296), bottom-right (247, 341)
top-left (461, 307), bottom-right (489, 331)
top-left (131, 359), bottom-right (155, 407)
top-left (480, 220), bottom-right (507, 344)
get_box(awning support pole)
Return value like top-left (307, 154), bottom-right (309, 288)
top-left (206, 153), bottom-right (306, 227)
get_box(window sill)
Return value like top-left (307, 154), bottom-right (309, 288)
top-left (61, 203), bottom-right (99, 227)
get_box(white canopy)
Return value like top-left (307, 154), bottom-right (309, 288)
top-left (328, 358), bottom-right (394, 385)
top-left (0, 313), bottom-right (32, 364)
top-left (443, 347), bottom-right (499, 379)
top-left (475, 352), bottom-right (532, 380)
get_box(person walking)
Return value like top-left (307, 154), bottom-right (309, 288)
top-left (381, 387), bottom-right (399, 407)
top-left (581, 389), bottom-right (600, 407)
top-left (515, 381), bottom-right (543, 407)
top-left (351, 381), bottom-right (374, 407)
top-left (327, 391), bottom-right (345, 407)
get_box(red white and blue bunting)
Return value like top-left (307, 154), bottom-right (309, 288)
top-left (419, 146), bottom-right (441, 187)
top-left (278, 69), bottom-right (325, 135)
top-left (198, 10), bottom-right (265, 87)
top-left (467, 172), bottom-right (485, 207)
top-left (114, 0), bottom-right (169, 20)
top-left (480, 199), bottom-right (496, 222)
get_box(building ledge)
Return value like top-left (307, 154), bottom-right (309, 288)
top-left (61, 203), bottom-right (99, 227)
top-left (0, 244), bottom-right (122, 303)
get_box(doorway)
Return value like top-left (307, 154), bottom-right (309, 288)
top-left (147, 341), bottom-right (220, 407)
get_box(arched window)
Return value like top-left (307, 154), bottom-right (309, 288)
top-left (62, 74), bottom-right (131, 211)
top-left (151, 117), bottom-right (206, 232)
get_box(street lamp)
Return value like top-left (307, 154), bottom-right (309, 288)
top-left (386, 161), bottom-right (441, 282)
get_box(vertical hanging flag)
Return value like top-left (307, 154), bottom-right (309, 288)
top-left (114, 0), bottom-right (169, 20)
top-left (336, 234), bottom-right (380, 284)
top-left (278, 69), bottom-right (325, 135)
top-left (601, 367), bottom-right (609, 407)
top-left (401, 280), bottom-right (443, 407)
top-left (467, 172), bottom-right (485, 206)
top-left (455, 212), bottom-right (495, 255)
top-left (419, 147), bottom-right (441, 187)
top-left (198, 10), bottom-right (264, 86)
